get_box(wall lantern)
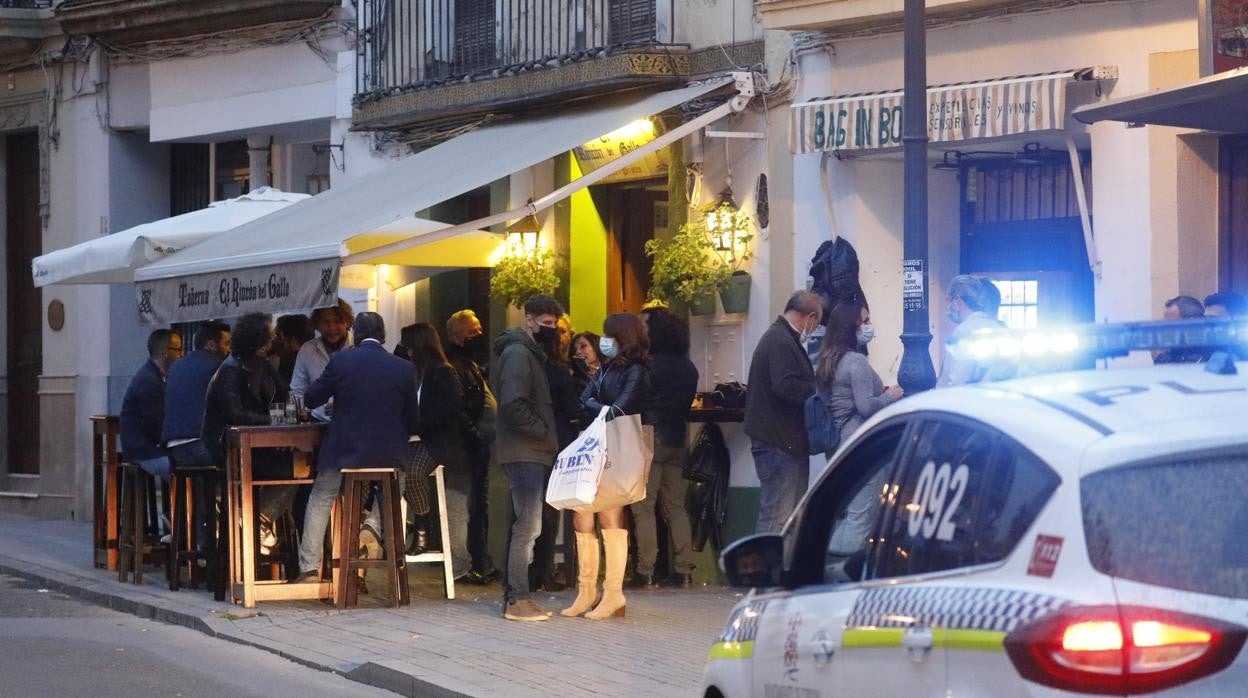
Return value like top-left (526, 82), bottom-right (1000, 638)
top-left (505, 202), bottom-right (541, 258)
top-left (703, 188), bottom-right (750, 260)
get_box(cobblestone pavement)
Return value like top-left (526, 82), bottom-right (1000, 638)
top-left (0, 515), bottom-right (739, 697)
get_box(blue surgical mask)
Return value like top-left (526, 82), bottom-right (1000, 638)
top-left (598, 337), bottom-right (619, 359)
top-left (856, 323), bottom-right (876, 346)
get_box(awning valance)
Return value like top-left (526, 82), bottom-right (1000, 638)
top-left (1073, 66), bottom-right (1248, 132)
top-left (134, 76), bottom-right (748, 323)
top-left (790, 67), bottom-right (1115, 155)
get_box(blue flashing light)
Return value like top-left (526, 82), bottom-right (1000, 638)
top-left (948, 318), bottom-right (1248, 364)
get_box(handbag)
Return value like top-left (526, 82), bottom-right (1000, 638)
top-left (547, 408), bottom-right (611, 510)
top-left (804, 388), bottom-right (841, 456)
top-left (712, 382), bottom-right (748, 409)
top-left (579, 413), bottom-right (653, 513)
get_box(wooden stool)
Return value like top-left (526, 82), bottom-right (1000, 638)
top-left (335, 468), bottom-right (409, 608)
top-left (405, 464), bottom-right (456, 600)
top-left (117, 462), bottom-right (164, 584)
top-left (166, 465), bottom-right (226, 599)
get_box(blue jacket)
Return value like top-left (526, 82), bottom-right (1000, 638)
top-left (305, 340), bottom-right (419, 471)
top-left (162, 349), bottom-right (224, 444)
top-left (120, 360), bottom-right (166, 461)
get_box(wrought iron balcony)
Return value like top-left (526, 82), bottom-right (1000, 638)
top-left (56, 0), bottom-right (337, 46)
top-left (356, 0), bottom-right (670, 100)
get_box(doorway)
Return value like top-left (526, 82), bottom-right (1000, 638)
top-left (1220, 135), bottom-right (1248, 294)
top-left (6, 132), bottom-right (41, 474)
top-left (604, 184), bottom-right (666, 315)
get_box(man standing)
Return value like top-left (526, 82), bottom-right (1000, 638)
top-left (445, 309), bottom-right (499, 584)
top-left (1154, 295), bottom-right (1210, 364)
top-left (121, 329), bottom-right (183, 479)
top-left (938, 275), bottom-right (1005, 387)
top-left (291, 299), bottom-right (353, 422)
top-left (744, 291), bottom-right (822, 534)
top-left (492, 294), bottom-right (562, 621)
top-left (296, 313), bottom-right (419, 583)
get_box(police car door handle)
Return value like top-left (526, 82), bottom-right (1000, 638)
top-left (902, 626), bottom-right (934, 659)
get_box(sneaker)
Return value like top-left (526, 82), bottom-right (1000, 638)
top-left (359, 526), bottom-right (383, 561)
top-left (295, 570), bottom-right (320, 584)
top-left (258, 518), bottom-right (278, 549)
top-left (460, 568), bottom-right (499, 586)
top-left (503, 598), bottom-right (553, 622)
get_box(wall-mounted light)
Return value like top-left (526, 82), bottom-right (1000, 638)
top-left (505, 201), bottom-right (541, 258)
top-left (704, 188), bottom-right (748, 258)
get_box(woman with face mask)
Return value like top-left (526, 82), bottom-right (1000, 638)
top-left (569, 331), bottom-right (602, 392)
top-left (561, 313), bottom-right (653, 620)
top-left (813, 301), bottom-right (903, 447)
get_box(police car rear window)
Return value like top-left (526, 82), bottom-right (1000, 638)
top-left (1082, 451), bottom-right (1248, 599)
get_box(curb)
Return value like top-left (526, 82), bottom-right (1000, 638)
top-left (0, 554), bottom-right (468, 697)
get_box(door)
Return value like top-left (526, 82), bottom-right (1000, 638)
top-left (606, 187), bottom-right (664, 314)
top-left (1221, 135), bottom-right (1248, 294)
top-left (748, 422), bottom-right (939, 696)
top-left (6, 132), bottom-right (41, 474)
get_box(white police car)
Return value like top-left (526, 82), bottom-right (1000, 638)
top-left (705, 323), bottom-right (1248, 697)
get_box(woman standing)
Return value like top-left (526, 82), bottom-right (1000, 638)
top-left (562, 314), bottom-right (652, 620)
top-left (570, 330), bottom-right (602, 393)
top-left (813, 302), bottom-right (903, 443)
top-left (402, 323), bottom-right (473, 579)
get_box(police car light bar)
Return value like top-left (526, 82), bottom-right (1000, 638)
top-left (949, 318), bottom-right (1248, 363)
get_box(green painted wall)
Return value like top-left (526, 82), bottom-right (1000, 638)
top-left (568, 157), bottom-right (608, 334)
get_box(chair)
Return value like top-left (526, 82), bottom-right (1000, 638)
top-left (166, 464), bottom-right (226, 600)
top-left (334, 468), bottom-right (409, 608)
top-left (117, 462), bottom-right (164, 584)
top-left (404, 464), bottom-right (456, 600)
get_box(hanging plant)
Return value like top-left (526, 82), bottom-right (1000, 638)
top-left (645, 219), bottom-right (731, 307)
top-left (491, 248), bottom-right (559, 308)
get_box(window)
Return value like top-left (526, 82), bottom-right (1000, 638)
top-left (874, 420), bottom-right (1059, 579)
top-left (993, 278), bottom-right (1039, 330)
top-left (788, 423), bottom-right (909, 587)
top-left (1082, 450), bottom-right (1248, 599)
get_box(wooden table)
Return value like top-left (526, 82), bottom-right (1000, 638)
top-left (90, 415), bottom-right (121, 570)
top-left (225, 423), bottom-right (329, 608)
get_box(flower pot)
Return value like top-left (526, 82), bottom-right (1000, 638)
top-left (719, 272), bottom-right (752, 314)
top-left (689, 294), bottom-right (717, 316)
top-left (667, 298), bottom-right (690, 316)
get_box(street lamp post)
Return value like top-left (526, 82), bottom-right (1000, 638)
top-left (898, 0), bottom-right (937, 394)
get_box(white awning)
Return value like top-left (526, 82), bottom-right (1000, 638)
top-left (790, 68), bottom-right (1116, 155)
top-left (133, 77), bottom-right (744, 323)
top-left (31, 187), bottom-right (309, 287)
top-left (1073, 66), bottom-right (1248, 132)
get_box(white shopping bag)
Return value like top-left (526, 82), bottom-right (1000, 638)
top-left (578, 414), bottom-right (653, 513)
top-left (546, 407), bottom-right (610, 510)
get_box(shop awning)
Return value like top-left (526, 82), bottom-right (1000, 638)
top-left (133, 76), bottom-right (749, 323)
top-left (31, 187), bottom-right (309, 287)
top-left (1073, 66), bottom-right (1248, 132)
top-left (790, 68), bottom-right (1115, 155)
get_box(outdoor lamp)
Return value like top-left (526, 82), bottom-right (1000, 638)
top-left (705, 188), bottom-right (746, 257)
top-left (505, 203), bottom-right (541, 257)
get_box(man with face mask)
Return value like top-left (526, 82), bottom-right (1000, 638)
top-left (491, 293), bottom-right (563, 621)
top-left (445, 309), bottom-right (500, 584)
top-left (938, 275), bottom-right (1008, 387)
top-left (744, 290), bottom-right (824, 534)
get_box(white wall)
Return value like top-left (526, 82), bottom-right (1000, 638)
top-left (790, 0), bottom-right (1197, 384)
top-left (675, 0), bottom-right (764, 51)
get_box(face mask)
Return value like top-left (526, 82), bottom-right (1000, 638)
top-left (599, 337), bottom-right (619, 359)
top-left (798, 315), bottom-right (817, 346)
top-left (463, 334), bottom-right (485, 353)
top-left (857, 323), bottom-right (876, 346)
top-left (534, 324), bottom-right (557, 346)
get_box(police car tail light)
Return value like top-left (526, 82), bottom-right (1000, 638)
top-left (1004, 605), bottom-right (1247, 694)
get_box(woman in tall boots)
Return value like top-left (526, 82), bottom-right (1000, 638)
top-left (562, 313), bottom-right (652, 620)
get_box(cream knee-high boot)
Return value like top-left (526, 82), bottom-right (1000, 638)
top-left (585, 528), bottom-right (627, 620)
top-left (560, 532), bottom-right (600, 617)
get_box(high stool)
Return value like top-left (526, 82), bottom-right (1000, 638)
top-left (117, 462), bottom-right (163, 584)
top-left (166, 465), bottom-right (226, 599)
top-left (334, 468), bottom-right (409, 608)
top-left (404, 464), bottom-right (456, 600)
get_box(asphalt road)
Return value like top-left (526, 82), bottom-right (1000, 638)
top-left (0, 573), bottom-right (397, 697)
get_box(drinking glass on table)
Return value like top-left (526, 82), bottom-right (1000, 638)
top-left (269, 403), bottom-right (285, 426)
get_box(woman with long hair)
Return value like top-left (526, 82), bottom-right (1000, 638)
top-left (562, 313), bottom-right (652, 620)
top-left (813, 301), bottom-right (903, 442)
top-left (400, 322), bottom-right (473, 579)
top-left (570, 330), bottom-right (602, 393)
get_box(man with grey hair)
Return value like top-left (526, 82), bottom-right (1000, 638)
top-left (744, 290), bottom-right (823, 533)
top-left (938, 274), bottom-right (1006, 387)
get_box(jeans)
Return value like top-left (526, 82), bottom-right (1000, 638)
top-left (751, 439), bottom-right (810, 534)
top-left (443, 468), bottom-right (473, 579)
top-left (136, 455), bottom-right (171, 479)
top-left (467, 439), bottom-right (494, 573)
top-left (631, 444), bottom-right (696, 575)
top-left (501, 462), bottom-right (548, 602)
top-left (297, 469), bottom-right (384, 574)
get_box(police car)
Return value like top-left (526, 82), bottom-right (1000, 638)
top-left (704, 320), bottom-right (1248, 697)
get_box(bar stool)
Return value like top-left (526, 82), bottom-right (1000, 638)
top-left (117, 462), bottom-right (163, 584)
top-left (404, 464), bottom-right (456, 600)
top-left (334, 468), bottom-right (409, 608)
top-left (166, 464), bottom-right (226, 599)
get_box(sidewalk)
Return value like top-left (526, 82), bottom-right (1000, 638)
top-left (0, 515), bottom-right (738, 697)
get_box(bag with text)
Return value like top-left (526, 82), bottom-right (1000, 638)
top-left (579, 411), bottom-right (654, 513)
top-left (546, 408), bottom-right (610, 510)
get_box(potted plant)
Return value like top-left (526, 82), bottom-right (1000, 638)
top-left (644, 222), bottom-right (729, 315)
top-left (490, 247), bottom-right (560, 308)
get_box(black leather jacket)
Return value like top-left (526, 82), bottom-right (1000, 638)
top-left (202, 354), bottom-right (289, 459)
top-left (580, 360), bottom-right (651, 424)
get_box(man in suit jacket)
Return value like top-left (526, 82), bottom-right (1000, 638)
top-left (296, 312), bottom-right (420, 581)
top-left (120, 329), bottom-right (183, 479)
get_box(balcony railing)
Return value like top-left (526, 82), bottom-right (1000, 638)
top-left (356, 0), bottom-right (668, 100)
top-left (1, 1), bottom-right (53, 8)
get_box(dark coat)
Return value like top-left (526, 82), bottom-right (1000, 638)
top-left (744, 317), bottom-right (816, 456)
top-left (545, 360), bottom-right (582, 449)
top-left (415, 363), bottom-right (471, 473)
top-left (162, 349), bottom-right (223, 444)
top-left (646, 352), bottom-right (699, 448)
top-left (491, 328), bottom-right (558, 466)
top-left (305, 340), bottom-right (419, 471)
top-left (580, 360), bottom-right (651, 424)
top-left (120, 359), bottom-right (167, 462)
top-left (202, 354), bottom-right (288, 461)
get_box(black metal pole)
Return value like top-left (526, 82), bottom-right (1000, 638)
top-left (898, 0), bottom-right (937, 394)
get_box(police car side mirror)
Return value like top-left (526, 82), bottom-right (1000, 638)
top-left (721, 534), bottom-right (785, 589)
